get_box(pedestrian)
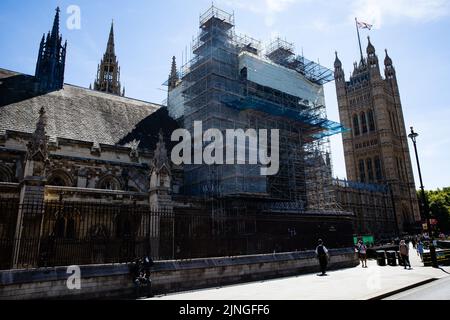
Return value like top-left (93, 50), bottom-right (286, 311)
top-left (399, 240), bottom-right (412, 270)
top-left (357, 240), bottom-right (368, 268)
top-left (417, 240), bottom-right (424, 262)
top-left (315, 239), bottom-right (330, 276)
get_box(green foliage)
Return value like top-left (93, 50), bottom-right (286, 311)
top-left (418, 188), bottom-right (450, 232)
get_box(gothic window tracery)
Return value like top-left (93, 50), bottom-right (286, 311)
top-left (47, 170), bottom-right (73, 187)
top-left (0, 165), bottom-right (13, 183)
top-left (97, 175), bottom-right (122, 191)
top-left (360, 112), bottom-right (368, 134)
top-left (368, 110), bottom-right (375, 132)
top-left (353, 114), bottom-right (360, 136)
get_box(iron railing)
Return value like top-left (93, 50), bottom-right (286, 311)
top-left (0, 199), bottom-right (353, 270)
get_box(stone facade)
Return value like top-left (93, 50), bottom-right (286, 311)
top-left (334, 38), bottom-right (421, 234)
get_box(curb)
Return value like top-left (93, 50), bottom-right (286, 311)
top-left (368, 278), bottom-right (438, 300)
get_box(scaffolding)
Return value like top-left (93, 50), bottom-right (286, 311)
top-left (168, 5), bottom-right (346, 212)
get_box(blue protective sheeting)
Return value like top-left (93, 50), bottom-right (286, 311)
top-left (223, 96), bottom-right (348, 139)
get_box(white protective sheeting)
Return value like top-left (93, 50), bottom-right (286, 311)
top-left (238, 52), bottom-right (326, 108)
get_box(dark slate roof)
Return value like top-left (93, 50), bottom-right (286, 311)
top-left (0, 68), bottom-right (161, 146)
top-left (119, 107), bottom-right (181, 151)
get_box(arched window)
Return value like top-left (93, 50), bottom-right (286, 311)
top-left (48, 175), bottom-right (68, 187)
top-left (366, 158), bottom-right (374, 182)
top-left (375, 157), bottom-right (383, 181)
top-left (98, 175), bottom-right (121, 191)
top-left (368, 110), bottom-right (376, 132)
top-left (359, 159), bottom-right (366, 183)
top-left (360, 112), bottom-right (368, 134)
top-left (353, 115), bottom-right (360, 136)
top-left (0, 165), bottom-right (13, 183)
top-left (47, 170), bottom-right (73, 187)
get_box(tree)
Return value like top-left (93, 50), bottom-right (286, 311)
top-left (420, 188), bottom-right (450, 233)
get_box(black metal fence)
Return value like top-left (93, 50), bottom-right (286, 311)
top-left (0, 199), bottom-right (353, 270)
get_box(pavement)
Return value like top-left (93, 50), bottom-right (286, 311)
top-left (147, 244), bottom-right (450, 300)
top-left (384, 276), bottom-right (450, 300)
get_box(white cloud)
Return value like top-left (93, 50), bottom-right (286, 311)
top-left (266, 0), bottom-right (298, 12)
top-left (219, 0), bottom-right (302, 26)
top-left (351, 0), bottom-right (450, 28)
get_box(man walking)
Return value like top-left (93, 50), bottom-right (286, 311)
top-left (399, 240), bottom-right (412, 270)
top-left (316, 239), bottom-right (330, 276)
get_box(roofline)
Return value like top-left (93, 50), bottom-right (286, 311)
top-left (0, 67), bottom-right (164, 107)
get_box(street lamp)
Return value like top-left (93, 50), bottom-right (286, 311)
top-left (408, 127), bottom-right (438, 268)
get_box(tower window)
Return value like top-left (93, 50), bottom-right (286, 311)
top-left (367, 158), bottom-right (374, 182)
top-left (361, 112), bottom-right (368, 134)
top-left (353, 115), bottom-right (360, 136)
top-left (375, 157), bottom-right (383, 181)
top-left (368, 110), bottom-right (375, 132)
top-left (359, 159), bottom-right (366, 183)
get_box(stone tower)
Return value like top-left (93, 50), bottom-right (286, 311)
top-left (334, 37), bottom-right (421, 233)
top-left (35, 7), bottom-right (67, 92)
top-left (93, 22), bottom-right (123, 96)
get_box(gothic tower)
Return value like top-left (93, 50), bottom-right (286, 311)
top-left (93, 22), bottom-right (123, 96)
top-left (334, 37), bottom-right (421, 233)
top-left (35, 7), bottom-right (67, 92)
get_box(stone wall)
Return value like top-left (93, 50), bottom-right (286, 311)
top-left (0, 248), bottom-right (358, 300)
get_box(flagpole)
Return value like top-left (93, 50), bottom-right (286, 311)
top-left (355, 17), bottom-right (364, 63)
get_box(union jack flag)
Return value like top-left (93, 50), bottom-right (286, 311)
top-left (356, 20), bottom-right (373, 30)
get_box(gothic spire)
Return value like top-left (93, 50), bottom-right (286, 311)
top-left (367, 36), bottom-right (375, 55)
top-left (384, 49), bottom-right (393, 67)
top-left (168, 56), bottom-right (179, 90)
top-left (50, 7), bottom-right (61, 40)
top-left (93, 21), bottom-right (122, 96)
top-left (107, 21), bottom-right (115, 55)
top-left (35, 7), bottom-right (66, 92)
top-left (334, 51), bottom-right (342, 69)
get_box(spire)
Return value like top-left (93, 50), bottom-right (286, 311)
top-left (384, 49), bottom-right (396, 79)
top-left (50, 7), bottom-right (60, 40)
top-left (93, 21), bottom-right (122, 95)
top-left (367, 36), bottom-right (375, 55)
top-left (384, 49), bottom-right (393, 66)
top-left (334, 51), bottom-right (342, 69)
top-left (168, 56), bottom-right (179, 90)
top-left (35, 7), bottom-right (66, 92)
top-left (334, 51), bottom-right (345, 83)
top-left (107, 21), bottom-right (115, 54)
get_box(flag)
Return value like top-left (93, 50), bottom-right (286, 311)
top-left (356, 20), bottom-right (373, 30)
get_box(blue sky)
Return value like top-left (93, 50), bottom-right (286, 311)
top-left (1, 0), bottom-right (449, 189)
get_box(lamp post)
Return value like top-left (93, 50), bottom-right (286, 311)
top-left (408, 127), bottom-right (438, 268)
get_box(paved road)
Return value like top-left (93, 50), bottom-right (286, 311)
top-left (384, 276), bottom-right (450, 300)
top-left (147, 244), bottom-right (450, 300)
